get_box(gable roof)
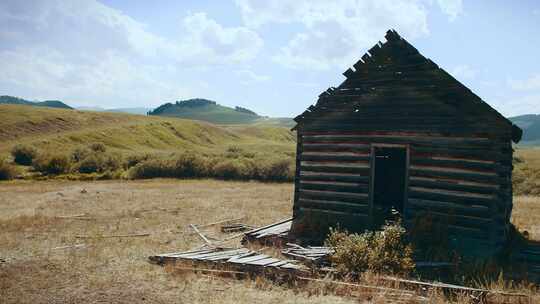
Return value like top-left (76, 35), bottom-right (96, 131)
top-left (293, 30), bottom-right (522, 142)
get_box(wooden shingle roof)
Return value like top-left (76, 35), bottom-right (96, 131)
top-left (293, 30), bottom-right (522, 143)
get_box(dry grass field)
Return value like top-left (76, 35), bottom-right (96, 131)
top-left (1, 179), bottom-right (539, 303)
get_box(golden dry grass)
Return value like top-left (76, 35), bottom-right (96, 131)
top-left (0, 179), bottom-right (538, 303)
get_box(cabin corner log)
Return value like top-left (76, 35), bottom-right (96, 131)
top-left (289, 29), bottom-right (520, 260)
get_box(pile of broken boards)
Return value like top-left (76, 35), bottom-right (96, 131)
top-left (149, 218), bottom-right (533, 304)
top-left (149, 218), bottom-right (329, 280)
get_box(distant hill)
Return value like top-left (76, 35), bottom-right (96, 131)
top-left (509, 114), bottom-right (540, 145)
top-left (106, 107), bottom-right (152, 115)
top-left (0, 104), bottom-right (295, 159)
top-left (148, 98), bottom-right (262, 124)
top-left (0, 95), bottom-right (72, 109)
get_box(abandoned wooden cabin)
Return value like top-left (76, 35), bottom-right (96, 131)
top-left (290, 30), bottom-right (523, 259)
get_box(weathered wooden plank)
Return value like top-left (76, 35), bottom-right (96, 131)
top-left (302, 134), bottom-right (492, 147)
top-left (302, 143), bottom-right (370, 153)
top-left (300, 171), bottom-right (369, 183)
top-left (300, 152), bottom-right (370, 162)
top-left (298, 198), bottom-right (369, 214)
top-left (410, 156), bottom-right (497, 171)
top-left (300, 180), bottom-right (369, 193)
top-left (409, 166), bottom-right (500, 184)
top-left (300, 163), bottom-right (369, 174)
top-left (405, 209), bottom-right (492, 230)
top-left (409, 187), bottom-right (497, 207)
top-left (409, 177), bottom-right (498, 195)
top-left (299, 189), bottom-right (369, 203)
top-left (407, 198), bottom-right (491, 218)
top-left (298, 207), bottom-right (370, 218)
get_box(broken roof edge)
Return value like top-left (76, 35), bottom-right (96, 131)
top-left (291, 29), bottom-right (522, 143)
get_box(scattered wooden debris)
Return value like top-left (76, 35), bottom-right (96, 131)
top-left (221, 223), bottom-right (253, 233)
top-left (242, 218), bottom-right (292, 245)
top-left (52, 244), bottom-right (87, 250)
top-left (198, 216), bottom-right (246, 229)
top-left (149, 247), bottom-right (307, 274)
top-left (282, 243), bottom-right (334, 265)
top-left (55, 213), bottom-right (94, 220)
top-left (75, 233), bottom-right (150, 239)
top-left (190, 224), bottom-right (211, 244)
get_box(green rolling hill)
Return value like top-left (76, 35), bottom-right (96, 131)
top-left (509, 114), bottom-right (540, 145)
top-left (148, 98), bottom-right (294, 126)
top-left (0, 95), bottom-right (72, 109)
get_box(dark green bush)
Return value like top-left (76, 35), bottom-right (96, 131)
top-left (89, 142), bottom-right (106, 153)
top-left (212, 159), bottom-right (250, 180)
top-left (325, 222), bottom-right (415, 276)
top-left (72, 146), bottom-right (92, 162)
top-left (124, 154), bottom-right (151, 168)
top-left (128, 159), bottom-right (173, 179)
top-left (0, 158), bottom-right (18, 180)
top-left (171, 153), bottom-right (208, 178)
top-left (76, 153), bottom-right (122, 174)
top-left (32, 154), bottom-right (71, 175)
top-left (11, 144), bottom-right (37, 165)
top-left (258, 159), bottom-right (293, 181)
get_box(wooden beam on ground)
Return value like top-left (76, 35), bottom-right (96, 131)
top-left (75, 233), bottom-right (150, 239)
top-left (190, 224), bottom-right (211, 244)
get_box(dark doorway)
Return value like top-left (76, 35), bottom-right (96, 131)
top-left (372, 147), bottom-right (407, 227)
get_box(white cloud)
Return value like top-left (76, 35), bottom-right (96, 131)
top-left (236, 0), bottom-right (430, 70)
top-left (450, 65), bottom-right (477, 80)
top-left (0, 0), bottom-right (263, 107)
top-left (235, 69), bottom-right (270, 85)
top-left (436, 0), bottom-right (463, 21)
top-left (181, 13), bottom-right (263, 64)
top-left (508, 74), bottom-right (540, 91)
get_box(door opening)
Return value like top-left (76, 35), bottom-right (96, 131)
top-left (372, 147), bottom-right (407, 227)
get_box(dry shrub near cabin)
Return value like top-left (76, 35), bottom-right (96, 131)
top-left (10, 144), bottom-right (37, 166)
top-left (0, 158), bottom-right (18, 180)
top-left (325, 222), bottom-right (415, 276)
top-left (32, 153), bottom-right (71, 175)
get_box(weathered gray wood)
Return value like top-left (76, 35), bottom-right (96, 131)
top-left (300, 171), bottom-right (369, 183)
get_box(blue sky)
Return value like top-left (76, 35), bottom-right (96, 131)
top-left (0, 0), bottom-right (539, 117)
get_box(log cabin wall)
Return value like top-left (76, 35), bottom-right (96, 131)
top-left (290, 30), bottom-right (521, 259)
top-left (292, 128), bottom-right (513, 258)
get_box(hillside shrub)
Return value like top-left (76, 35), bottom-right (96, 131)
top-left (76, 153), bottom-right (122, 174)
top-left (258, 159), bottom-right (293, 181)
top-left (11, 144), bottom-right (37, 165)
top-left (71, 146), bottom-right (92, 162)
top-left (212, 159), bottom-right (250, 180)
top-left (89, 142), bottom-right (106, 153)
top-left (124, 154), bottom-right (151, 168)
top-left (325, 222), bottom-right (415, 276)
top-left (32, 154), bottom-right (71, 175)
top-left (128, 159), bottom-right (173, 179)
top-left (171, 153), bottom-right (209, 178)
top-left (0, 158), bottom-right (18, 180)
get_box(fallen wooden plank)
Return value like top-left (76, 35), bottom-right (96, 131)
top-left (52, 244), bottom-right (87, 250)
top-left (75, 233), bottom-right (150, 238)
top-left (198, 216), bottom-right (247, 229)
top-left (190, 224), bottom-right (211, 244)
